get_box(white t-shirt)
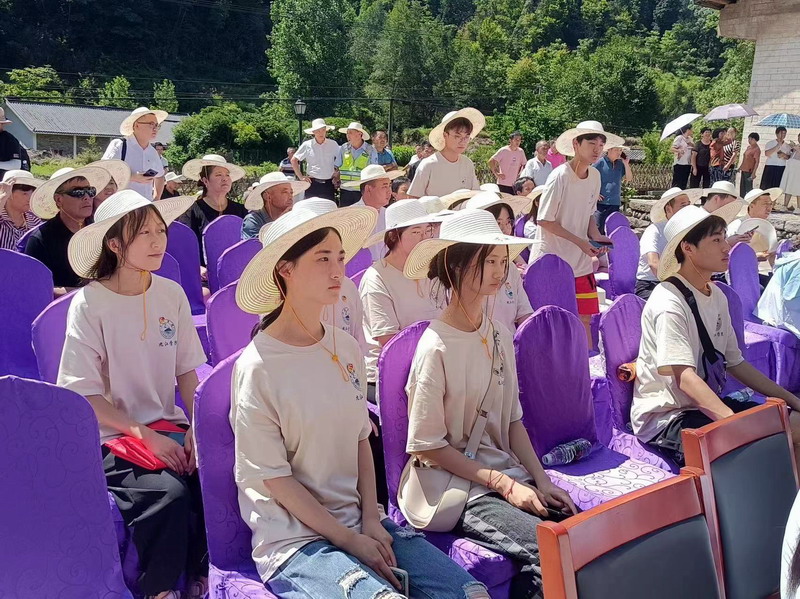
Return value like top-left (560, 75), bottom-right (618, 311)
top-left (359, 259), bottom-right (443, 383)
top-left (354, 199), bottom-right (386, 260)
top-left (672, 136), bottom-right (692, 166)
top-left (407, 152), bottom-right (480, 197)
top-left (637, 222), bottom-right (668, 282)
top-left (231, 326), bottom-right (371, 583)
top-left (766, 140), bottom-right (792, 167)
top-left (782, 490), bottom-right (800, 599)
top-left (630, 275), bottom-right (744, 442)
top-left (294, 138), bottom-right (340, 179)
top-left (102, 136), bottom-right (164, 199)
top-left (527, 163), bottom-right (600, 277)
top-left (522, 157), bottom-right (554, 186)
top-left (485, 266), bottom-right (533, 332)
top-left (322, 276), bottom-right (366, 352)
top-left (57, 276), bottom-right (207, 442)
top-left (404, 318), bottom-right (529, 501)
top-left (523, 219), bottom-right (538, 240)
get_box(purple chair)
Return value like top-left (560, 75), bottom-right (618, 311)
top-left (777, 239), bottom-right (794, 258)
top-left (514, 215), bottom-right (531, 263)
top-left (606, 226), bottom-right (638, 299)
top-left (523, 254), bottom-right (578, 316)
top-left (167, 221), bottom-right (206, 316)
top-left (515, 306), bottom-right (673, 510)
top-left (194, 350), bottom-right (278, 599)
top-left (0, 249), bottom-right (53, 379)
top-left (378, 321), bottom-right (519, 596)
top-left (32, 291), bottom-right (77, 383)
top-left (597, 294), bottom-right (680, 472)
top-left (203, 215), bottom-right (244, 293)
top-left (345, 247), bottom-right (373, 279)
top-left (350, 268), bottom-right (367, 289)
top-left (217, 239), bottom-right (260, 289)
top-left (0, 376), bottom-right (131, 597)
top-left (15, 221), bottom-right (43, 253)
top-left (206, 283), bottom-right (258, 366)
top-left (604, 211), bottom-right (631, 235)
top-left (153, 252), bottom-right (182, 285)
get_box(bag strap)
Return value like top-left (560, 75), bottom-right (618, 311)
top-left (463, 322), bottom-right (501, 460)
top-left (119, 137), bottom-right (127, 161)
top-left (665, 277), bottom-right (720, 364)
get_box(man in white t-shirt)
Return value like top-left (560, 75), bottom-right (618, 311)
top-left (488, 131), bottom-right (526, 194)
top-left (763, 126), bottom-right (792, 190)
top-left (342, 164), bottom-right (403, 260)
top-left (630, 205), bottom-right (800, 467)
top-left (291, 118), bottom-right (340, 203)
top-left (670, 126), bottom-right (694, 189)
top-left (522, 140), bottom-right (554, 186)
top-left (407, 108), bottom-right (483, 198)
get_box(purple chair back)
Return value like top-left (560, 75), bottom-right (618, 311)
top-left (715, 283), bottom-right (746, 350)
top-left (0, 376), bottom-right (131, 597)
top-left (598, 294), bottom-right (645, 430)
top-left (206, 283), bottom-right (258, 365)
top-left (351, 269), bottom-right (367, 289)
top-left (346, 247), bottom-right (373, 279)
top-left (377, 320), bottom-right (430, 524)
top-left (515, 306), bottom-right (596, 456)
top-left (605, 211), bottom-right (631, 235)
top-left (167, 221), bottom-right (206, 315)
top-left (523, 254), bottom-right (578, 316)
top-left (153, 252), bottom-right (182, 285)
top-left (777, 239), bottom-right (794, 258)
top-left (728, 243), bottom-right (761, 322)
top-left (217, 238), bottom-right (260, 289)
top-left (607, 226), bottom-right (639, 298)
top-left (15, 222), bottom-right (43, 253)
top-left (203, 215), bottom-right (244, 293)
top-left (32, 291), bottom-right (77, 384)
top-left (514, 215), bottom-right (531, 263)
top-left (0, 250), bottom-right (54, 379)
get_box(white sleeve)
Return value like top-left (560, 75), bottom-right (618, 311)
top-left (56, 295), bottom-right (108, 398)
top-left (407, 159), bottom-right (432, 197)
top-left (102, 138), bottom-right (123, 160)
top-left (536, 171), bottom-right (564, 223)
top-left (639, 225), bottom-right (660, 256)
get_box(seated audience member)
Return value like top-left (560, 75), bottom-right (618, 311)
top-left (401, 208), bottom-right (577, 598)
top-left (26, 166), bottom-right (111, 295)
top-left (241, 172), bottom-right (309, 240)
top-left (88, 159), bottom-right (131, 213)
top-left (757, 250), bottom-right (800, 339)
top-left (727, 187), bottom-right (782, 269)
top-left (57, 190), bottom-right (208, 599)
top-left (230, 203), bottom-right (489, 598)
top-left (630, 205), bottom-right (800, 468)
top-left (700, 180), bottom-right (751, 246)
top-left (0, 169), bottom-right (42, 251)
top-left (161, 171), bottom-right (186, 199)
top-left (635, 187), bottom-right (697, 300)
top-left (522, 185), bottom-right (545, 240)
top-left (513, 176), bottom-right (535, 197)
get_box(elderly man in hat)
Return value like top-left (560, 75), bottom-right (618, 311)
top-left (0, 108), bottom-right (23, 179)
top-left (161, 171), bottom-right (186, 199)
top-left (291, 118), bottom-right (340, 203)
top-left (241, 172), bottom-right (310, 240)
top-left (342, 164), bottom-right (403, 259)
top-left (102, 107), bottom-right (167, 201)
top-left (336, 121), bottom-right (377, 206)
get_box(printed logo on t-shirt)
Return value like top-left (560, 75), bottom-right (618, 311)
top-left (341, 304), bottom-right (351, 327)
top-left (504, 282), bottom-right (514, 301)
top-left (346, 363), bottom-right (364, 401)
top-left (714, 314), bottom-right (723, 338)
top-left (159, 317), bottom-right (176, 340)
top-left (493, 329), bottom-right (506, 386)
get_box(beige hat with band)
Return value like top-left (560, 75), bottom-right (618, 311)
top-left (338, 122), bottom-right (371, 141)
top-left (30, 166), bottom-right (112, 220)
top-left (429, 108), bottom-right (485, 152)
top-left (182, 154), bottom-right (246, 182)
top-left (555, 120), bottom-right (624, 157)
top-left (245, 172), bottom-right (311, 211)
top-left (119, 107), bottom-right (168, 137)
top-left (341, 164), bottom-right (404, 191)
top-left (650, 187), bottom-right (703, 224)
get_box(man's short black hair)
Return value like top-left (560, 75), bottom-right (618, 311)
top-left (509, 131), bottom-right (522, 140)
top-left (777, 126), bottom-right (788, 134)
top-left (700, 127), bottom-right (711, 135)
top-left (748, 132), bottom-right (760, 142)
top-left (679, 125), bottom-right (693, 135)
top-left (575, 133), bottom-right (606, 144)
top-left (675, 215), bottom-right (727, 264)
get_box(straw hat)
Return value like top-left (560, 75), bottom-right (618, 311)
top-left (182, 154), bottom-right (245, 182)
top-left (30, 166), bottom-right (112, 220)
top-left (87, 159), bottom-right (131, 191)
top-left (528, 185), bottom-right (545, 201)
top-left (703, 180), bottom-right (740, 201)
top-left (245, 172), bottom-right (311, 211)
top-left (650, 187), bottom-right (703, 223)
top-left (464, 190), bottom-right (533, 217)
top-left (67, 189), bottom-right (195, 278)
top-left (743, 187), bottom-right (783, 206)
top-left (403, 208), bottom-right (531, 280)
top-left (554, 121), bottom-right (625, 156)
top-left (1, 170), bottom-right (42, 212)
top-left (305, 118), bottom-right (335, 134)
top-left (165, 172), bottom-right (186, 184)
top-left (735, 218), bottom-right (778, 253)
top-left (237, 199), bottom-right (378, 314)
top-left (338, 122), bottom-right (371, 141)
top-left (657, 204), bottom-right (743, 281)
top-left (429, 108), bottom-right (485, 151)
top-left (364, 198), bottom-right (451, 247)
top-left (418, 195), bottom-right (447, 214)
top-left (119, 107), bottom-right (168, 137)
top-left (341, 164), bottom-right (404, 191)
top-left (441, 188), bottom-right (480, 209)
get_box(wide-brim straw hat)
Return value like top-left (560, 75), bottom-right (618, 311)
top-left (464, 190), bottom-right (533, 217)
top-left (245, 172), bottom-right (311, 211)
top-left (67, 189), bottom-right (194, 278)
top-left (341, 164), bottom-right (404, 190)
top-left (364, 198), bottom-right (451, 247)
top-left (441, 188), bottom-right (480, 209)
top-left (650, 187), bottom-right (703, 223)
top-left (0, 108), bottom-right (11, 124)
top-left (703, 180), bottom-right (741, 201)
top-left (87, 159), bottom-right (131, 191)
top-left (1, 170), bottom-right (42, 212)
top-left (736, 218), bottom-right (778, 253)
top-left (743, 187), bottom-right (783, 206)
top-left (555, 120), bottom-right (625, 156)
top-left (305, 118), bottom-right (335, 134)
top-left (338, 122), bottom-right (371, 141)
top-left (658, 204), bottom-right (744, 281)
top-left (528, 185), bottom-right (545, 201)
top-left (404, 208), bottom-right (531, 280)
top-left (119, 107), bottom-right (168, 137)
top-left (30, 166), bottom-right (112, 220)
top-left (237, 199), bottom-right (378, 314)
top-left (165, 172), bottom-right (186, 183)
top-left (429, 108), bottom-right (486, 151)
top-left (182, 154), bottom-right (246, 182)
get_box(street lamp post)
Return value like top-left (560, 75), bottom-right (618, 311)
top-left (293, 99), bottom-right (307, 146)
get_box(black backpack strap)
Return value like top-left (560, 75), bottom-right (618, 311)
top-left (665, 277), bottom-right (720, 364)
top-left (119, 138), bottom-right (127, 161)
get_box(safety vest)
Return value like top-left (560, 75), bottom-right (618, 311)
top-left (340, 143), bottom-right (372, 182)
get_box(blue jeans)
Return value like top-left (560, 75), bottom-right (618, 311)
top-left (267, 519), bottom-right (488, 599)
top-left (594, 203), bottom-right (620, 235)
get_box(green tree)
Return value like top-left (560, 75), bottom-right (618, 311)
top-left (153, 79), bottom-right (179, 113)
top-left (695, 41), bottom-right (754, 112)
top-left (0, 66), bottom-right (64, 101)
top-left (98, 76), bottom-right (137, 109)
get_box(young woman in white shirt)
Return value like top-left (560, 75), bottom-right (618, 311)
top-left (231, 203), bottom-right (488, 599)
top-left (400, 209), bottom-right (577, 599)
top-left (57, 190), bottom-right (208, 599)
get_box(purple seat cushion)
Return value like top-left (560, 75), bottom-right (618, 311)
top-left (167, 221), bottom-right (206, 316)
top-left (217, 239), bottom-right (261, 289)
top-left (203, 215), bottom-right (244, 293)
top-left (206, 283), bottom-right (258, 365)
top-left (423, 532), bottom-right (518, 590)
top-left (209, 564), bottom-right (276, 599)
top-left (607, 227), bottom-right (638, 298)
top-left (523, 254), bottom-right (578, 316)
top-left (608, 429), bottom-right (680, 473)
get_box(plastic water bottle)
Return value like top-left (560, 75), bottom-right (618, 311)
top-left (727, 388), bottom-right (755, 403)
top-left (541, 439), bottom-right (593, 467)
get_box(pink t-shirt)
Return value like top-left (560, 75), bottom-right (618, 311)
top-left (547, 148), bottom-right (567, 169)
top-left (491, 146), bottom-right (527, 187)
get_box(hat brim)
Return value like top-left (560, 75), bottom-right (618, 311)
top-left (441, 189), bottom-right (481, 209)
top-left (650, 188), bottom-right (703, 223)
top-left (743, 187), bottom-right (783, 205)
top-left (30, 166), bottom-right (112, 220)
top-left (737, 218), bottom-right (778, 253)
top-left (304, 125), bottom-right (335, 134)
top-left (244, 179), bottom-right (311, 211)
top-left (236, 206), bottom-right (378, 314)
top-left (364, 211), bottom-right (450, 247)
top-left (68, 195), bottom-right (195, 279)
top-left (182, 159), bottom-right (246, 182)
top-left (88, 159), bottom-right (132, 191)
top-left (464, 193), bottom-right (533, 217)
top-left (429, 108), bottom-right (486, 151)
top-left (338, 127), bottom-right (371, 141)
top-left (119, 110), bottom-right (168, 137)
top-left (341, 169), bottom-right (404, 190)
top-left (403, 234), bottom-right (530, 280)
top-left (555, 128), bottom-right (625, 157)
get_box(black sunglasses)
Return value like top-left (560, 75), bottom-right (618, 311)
top-left (12, 184), bottom-right (36, 193)
top-left (59, 186), bottom-right (97, 198)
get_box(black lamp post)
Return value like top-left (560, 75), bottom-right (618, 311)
top-left (293, 99), bottom-right (307, 146)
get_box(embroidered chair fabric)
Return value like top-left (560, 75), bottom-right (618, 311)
top-left (217, 239), bottom-right (260, 289)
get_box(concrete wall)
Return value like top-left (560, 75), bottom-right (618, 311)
top-left (0, 103), bottom-right (36, 150)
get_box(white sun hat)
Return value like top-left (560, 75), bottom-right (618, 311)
top-left (743, 187), bottom-right (783, 206)
top-left (182, 154), bottom-right (246, 182)
top-left (429, 108), bottom-right (486, 151)
top-left (1, 170), bottom-right (42, 212)
top-left (735, 218), bottom-right (779, 253)
top-left (650, 187), bottom-right (703, 223)
top-left (364, 198), bottom-right (451, 247)
top-left (554, 120), bottom-right (625, 156)
top-left (340, 164), bottom-right (405, 191)
top-left (305, 118), bottom-right (335, 134)
top-left (30, 166), bottom-right (112, 220)
top-left (657, 204), bottom-right (743, 281)
top-left (403, 208), bottom-right (531, 280)
top-left (464, 190), bottom-right (534, 217)
top-left (88, 159), bottom-right (132, 191)
top-left (338, 121), bottom-right (371, 141)
top-left (237, 199), bottom-right (378, 314)
top-left (119, 107), bottom-right (169, 137)
top-left (703, 180), bottom-right (741, 201)
top-left (528, 185), bottom-right (546, 201)
top-left (67, 189), bottom-right (194, 278)
top-left (165, 172), bottom-right (187, 184)
top-left (245, 172), bottom-right (311, 211)
top-left (441, 188), bottom-right (480, 209)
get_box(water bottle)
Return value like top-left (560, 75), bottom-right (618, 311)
top-left (541, 438), bottom-right (593, 467)
top-left (727, 388), bottom-right (754, 403)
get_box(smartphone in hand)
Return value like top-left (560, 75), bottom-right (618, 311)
top-left (589, 240), bottom-right (614, 249)
top-left (142, 169), bottom-right (159, 178)
top-left (390, 568), bottom-right (410, 597)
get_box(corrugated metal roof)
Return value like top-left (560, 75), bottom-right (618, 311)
top-left (2, 98), bottom-right (185, 143)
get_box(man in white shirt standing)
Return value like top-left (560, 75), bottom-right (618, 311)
top-left (488, 131), bottom-right (526, 194)
top-left (670, 125), bottom-right (694, 189)
top-left (291, 118), bottom-right (340, 203)
top-left (763, 126), bottom-right (793, 190)
top-left (522, 140), bottom-right (554, 186)
top-left (342, 164), bottom-right (403, 260)
top-left (102, 107), bottom-right (167, 200)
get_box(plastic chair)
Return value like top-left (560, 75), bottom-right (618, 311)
top-left (31, 291), bottom-right (77, 383)
top-left (604, 211), bottom-right (631, 235)
top-left (523, 254), bottom-right (579, 316)
top-left (15, 221), bottom-right (43, 253)
top-left (153, 252), bottom-right (182, 286)
top-left (345, 247), bottom-right (373, 279)
top-left (217, 239), bottom-right (260, 289)
top-left (167, 221), bottom-right (206, 316)
top-left (377, 321), bottom-right (518, 596)
top-left (206, 283), bottom-right (258, 366)
top-left (606, 227), bottom-right (639, 299)
top-left (514, 215), bottom-right (531, 263)
top-left (203, 215), bottom-right (244, 293)
top-left (777, 239), bottom-right (794, 258)
top-left (0, 249), bottom-right (54, 378)
top-left (0, 376), bottom-right (132, 597)
top-left (350, 268), bottom-right (367, 289)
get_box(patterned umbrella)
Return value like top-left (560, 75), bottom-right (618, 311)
top-left (755, 113), bottom-right (800, 128)
top-left (705, 103), bottom-right (759, 121)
